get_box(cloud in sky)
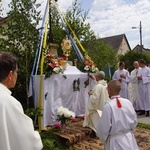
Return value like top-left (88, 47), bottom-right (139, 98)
top-left (87, 0), bottom-right (150, 49)
top-left (1, 0), bottom-right (150, 49)
top-left (59, 0), bottom-right (150, 49)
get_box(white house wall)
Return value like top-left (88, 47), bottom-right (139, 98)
top-left (117, 36), bottom-right (130, 55)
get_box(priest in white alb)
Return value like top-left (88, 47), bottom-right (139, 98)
top-left (0, 52), bottom-right (43, 150)
top-left (137, 59), bottom-right (150, 117)
top-left (128, 61), bottom-right (141, 110)
top-left (83, 71), bottom-right (109, 134)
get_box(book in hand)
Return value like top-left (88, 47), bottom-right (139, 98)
top-left (97, 110), bottom-right (102, 117)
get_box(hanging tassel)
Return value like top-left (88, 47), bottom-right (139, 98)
top-left (116, 97), bottom-right (122, 108)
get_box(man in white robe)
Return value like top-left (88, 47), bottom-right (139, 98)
top-left (137, 59), bottom-right (150, 117)
top-left (147, 62), bottom-right (150, 68)
top-left (128, 61), bottom-right (141, 110)
top-left (83, 71), bottom-right (109, 133)
top-left (0, 52), bottom-right (43, 150)
top-left (112, 61), bottom-right (130, 99)
top-left (96, 80), bottom-right (138, 150)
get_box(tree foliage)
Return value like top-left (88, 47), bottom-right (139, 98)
top-left (0, 0), bottom-right (117, 108)
top-left (49, 0), bottom-right (96, 61)
top-left (119, 50), bottom-right (150, 72)
top-left (0, 0), bottom-right (41, 109)
top-left (50, 0), bottom-right (116, 71)
top-left (85, 39), bottom-right (117, 70)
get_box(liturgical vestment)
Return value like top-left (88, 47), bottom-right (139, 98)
top-left (0, 83), bottom-right (43, 150)
top-left (96, 96), bottom-right (138, 150)
top-left (83, 80), bottom-right (109, 132)
top-left (112, 69), bottom-right (130, 99)
top-left (136, 66), bottom-right (150, 111)
top-left (128, 67), bottom-right (141, 110)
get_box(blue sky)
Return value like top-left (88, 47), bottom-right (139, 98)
top-left (78, 0), bottom-right (93, 11)
top-left (1, 0), bottom-right (150, 49)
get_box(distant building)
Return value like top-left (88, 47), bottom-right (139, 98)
top-left (132, 44), bottom-right (150, 54)
top-left (99, 34), bottom-right (131, 78)
top-left (101, 34), bottom-right (131, 55)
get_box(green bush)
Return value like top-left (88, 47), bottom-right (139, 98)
top-left (40, 129), bottom-right (71, 150)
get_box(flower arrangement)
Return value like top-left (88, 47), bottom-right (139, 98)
top-left (44, 51), bottom-right (65, 77)
top-left (54, 113), bottom-right (85, 132)
top-left (56, 106), bottom-right (75, 124)
top-left (84, 54), bottom-right (99, 73)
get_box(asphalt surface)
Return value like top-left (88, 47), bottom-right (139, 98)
top-left (137, 114), bottom-right (150, 124)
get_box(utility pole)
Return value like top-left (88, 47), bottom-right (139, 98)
top-left (132, 21), bottom-right (143, 55)
top-left (139, 21), bottom-right (142, 55)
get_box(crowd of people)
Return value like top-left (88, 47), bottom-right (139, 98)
top-left (83, 59), bottom-right (150, 150)
top-left (112, 60), bottom-right (150, 117)
top-left (0, 51), bottom-right (149, 150)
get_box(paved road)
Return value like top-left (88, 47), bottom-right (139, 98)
top-left (137, 115), bottom-right (150, 124)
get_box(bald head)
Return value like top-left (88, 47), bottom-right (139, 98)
top-left (95, 71), bottom-right (105, 79)
top-left (133, 61), bottom-right (139, 69)
top-left (107, 80), bottom-right (121, 97)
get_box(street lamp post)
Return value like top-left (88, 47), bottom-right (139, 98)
top-left (132, 21), bottom-right (142, 55)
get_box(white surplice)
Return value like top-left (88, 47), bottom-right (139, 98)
top-left (137, 66), bottom-right (150, 111)
top-left (128, 68), bottom-right (141, 110)
top-left (83, 80), bottom-right (109, 132)
top-left (112, 69), bottom-right (130, 99)
top-left (96, 96), bottom-right (138, 150)
top-left (0, 83), bottom-right (43, 150)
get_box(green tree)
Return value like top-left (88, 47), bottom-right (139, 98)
top-left (64, 0), bottom-right (96, 62)
top-left (65, 0), bottom-right (96, 42)
top-left (85, 39), bottom-right (117, 70)
top-left (0, 0), bottom-right (118, 109)
top-left (0, 0), bottom-right (41, 109)
top-left (49, 0), bottom-right (116, 71)
top-left (119, 50), bottom-right (150, 72)
top-left (48, 0), bottom-right (94, 59)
